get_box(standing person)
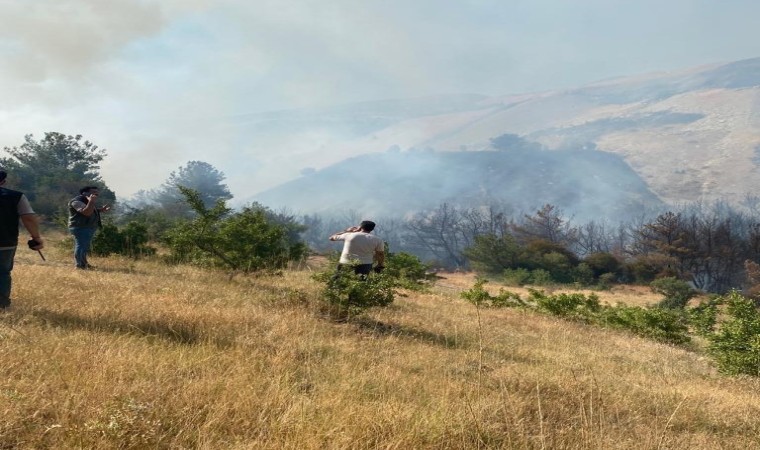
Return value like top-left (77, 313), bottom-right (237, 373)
top-left (68, 186), bottom-right (111, 269)
top-left (329, 220), bottom-right (385, 276)
top-left (0, 170), bottom-right (44, 310)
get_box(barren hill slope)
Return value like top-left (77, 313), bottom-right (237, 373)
top-left (242, 57), bottom-right (760, 211)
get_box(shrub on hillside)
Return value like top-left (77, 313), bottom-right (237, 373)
top-left (706, 291), bottom-right (760, 376)
top-left (503, 268), bottom-right (532, 286)
top-left (651, 277), bottom-right (698, 309)
top-left (597, 304), bottom-right (690, 345)
top-left (312, 266), bottom-right (396, 318)
top-left (164, 187), bottom-right (307, 274)
top-left (584, 252), bottom-right (622, 278)
top-left (460, 278), bottom-right (523, 308)
top-left (384, 251), bottom-right (436, 291)
top-left (92, 219), bottom-right (156, 258)
top-left (460, 280), bottom-right (691, 345)
top-left (527, 288), bottom-right (601, 319)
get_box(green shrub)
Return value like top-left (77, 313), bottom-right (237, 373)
top-left (527, 288), bottom-right (601, 318)
top-left (598, 305), bottom-right (690, 345)
top-left (313, 267), bottom-right (396, 318)
top-left (706, 291), bottom-right (760, 376)
top-left (530, 269), bottom-right (552, 286)
top-left (92, 220), bottom-right (156, 258)
top-left (384, 252), bottom-right (435, 291)
top-left (584, 252), bottom-right (621, 278)
top-left (651, 277), bottom-right (698, 309)
top-left (573, 263), bottom-right (595, 286)
top-left (164, 188), bottom-right (307, 273)
top-left (688, 297), bottom-right (721, 337)
top-left (503, 268), bottom-right (531, 286)
top-left (460, 278), bottom-right (523, 308)
top-left (597, 272), bottom-right (616, 290)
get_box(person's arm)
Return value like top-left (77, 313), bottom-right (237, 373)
top-left (329, 226), bottom-right (361, 241)
top-left (75, 192), bottom-right (100, 217)
top-left (20, 214), bottom-right (43, 249)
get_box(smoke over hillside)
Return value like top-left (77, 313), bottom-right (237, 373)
top-left (253, 145), bottom-right (662, 223)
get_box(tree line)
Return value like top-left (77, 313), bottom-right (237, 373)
top-left (301, 201), bottom-right (760, 295)
top-left (7, 131), bottom-right (760, 295)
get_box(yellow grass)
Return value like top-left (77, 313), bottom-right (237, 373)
top-left (2, 243), bottom-right (760, 449)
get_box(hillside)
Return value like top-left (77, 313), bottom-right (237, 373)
top-left (237, 57), bottom-right (760, 208)
top-left (254, 147), bottom-right (663, 221)
top-left (2, 245), bottom-right (760, 448)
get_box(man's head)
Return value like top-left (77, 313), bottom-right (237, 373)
top-left (359, 220), bottom-right (376, 232)
top-left (79, 186), bottom-right (99, 196)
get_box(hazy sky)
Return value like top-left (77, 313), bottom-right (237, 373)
top-left (1, 0), bottom-right (759, 200)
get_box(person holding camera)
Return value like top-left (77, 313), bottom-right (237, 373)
top-left (0, 170), bottom-right (43, 310)
top-left (68, 186), bottom-right (111, 270)
top-left (329, 220), bottom-right (385, 277)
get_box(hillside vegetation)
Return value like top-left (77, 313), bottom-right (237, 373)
top-left (2, 243), bottom-right (760, 448)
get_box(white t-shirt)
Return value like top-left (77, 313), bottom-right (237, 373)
top-left (334, 232), bottom-right (384, 264)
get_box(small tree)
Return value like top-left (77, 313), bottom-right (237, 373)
top-left (138, 161), bottom-right (233, 220)
top-left (92, 219), bottom-right (156, 258)
top-left (0, 132), bottom-right (115, 218)
top-left (651, 277), bottom-right (698, 309)
top-left (164, 187), bottom-right (306, 274)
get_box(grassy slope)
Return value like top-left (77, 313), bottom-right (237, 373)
top-left (2, 246), bottom-right (760, 449)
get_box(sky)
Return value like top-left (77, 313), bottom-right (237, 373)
top-left (0, 0), bottom-right (759, 201)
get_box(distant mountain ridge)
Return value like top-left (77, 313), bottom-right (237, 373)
top-left (254, 147), bottom-right (662, 222)
top-left (239, 57), bottom-right (760, 215)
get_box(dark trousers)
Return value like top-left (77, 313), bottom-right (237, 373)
top-left (332, 263), bottom-right (373, 284)
top-left (0, 247), bottom-right (16, 308)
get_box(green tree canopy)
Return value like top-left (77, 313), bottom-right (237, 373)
top-left (0, 132), bottom-right (115, 219)
top-left (138, 161), bottom-right (232, 219)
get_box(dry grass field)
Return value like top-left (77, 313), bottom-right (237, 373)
top-left (2, 242), bottom-right (760, 449)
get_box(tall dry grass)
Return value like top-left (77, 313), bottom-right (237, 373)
top-left (1, 242), bottom-right (760, 448)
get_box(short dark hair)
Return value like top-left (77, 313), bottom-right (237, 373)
top-left (359, 220), bottom-right (376, 232)
top-left (0, 170), bottom-right (6, 182)
top-left (79, 186), bottom-right (99, 195)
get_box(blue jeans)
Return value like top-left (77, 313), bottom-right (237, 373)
top-left (0, 247), bottom-right (16, 307)
top-left (69, 227), bottom-right (97, 268)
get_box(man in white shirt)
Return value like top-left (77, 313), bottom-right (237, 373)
top-left (329, 220), bottom-right (385, 276)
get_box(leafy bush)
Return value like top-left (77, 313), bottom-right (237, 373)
top-left (164, 187), bottom-right (307, 273)
top-left (572, 263), bottom-right (595, 286)
top-left (530, 269), bottom-right (552, 286)
top-left (651, 277), bottom-right (698, 309)
top-left (463, 233), bottom-right (521, 274)
top-left (503, 268), bottom-right (531, 286)
top-left (688, 297), bottom-right (721, 337)
top-left (597, 272), bottom-right (616, 290)
top-left (527, 289), bottom-right (601, 318)
top-left (92, 220), bottom-right (156, 258)
top-left (584, 252), bottom-right (621, 278)
top-left (312, 267), bottom-right (396, 318)
top-left (706, 291), bottom-right (760, 376)
top-left (384, 252), bottom-right (436, 291)
top-left (460, 278), bottom-right (523, 308)
top-left (597, 305), bottom-right (690, 345)
top-left (460, 280), bottom-right (690, 345)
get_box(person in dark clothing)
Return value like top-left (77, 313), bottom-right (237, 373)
top-left (68, 186), bottom-right (110, 269)
top-left (0, 170), bottom-right (44, 310)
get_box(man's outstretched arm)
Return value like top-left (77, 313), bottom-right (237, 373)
top-left (329, 226), bottom-right (361, 241)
